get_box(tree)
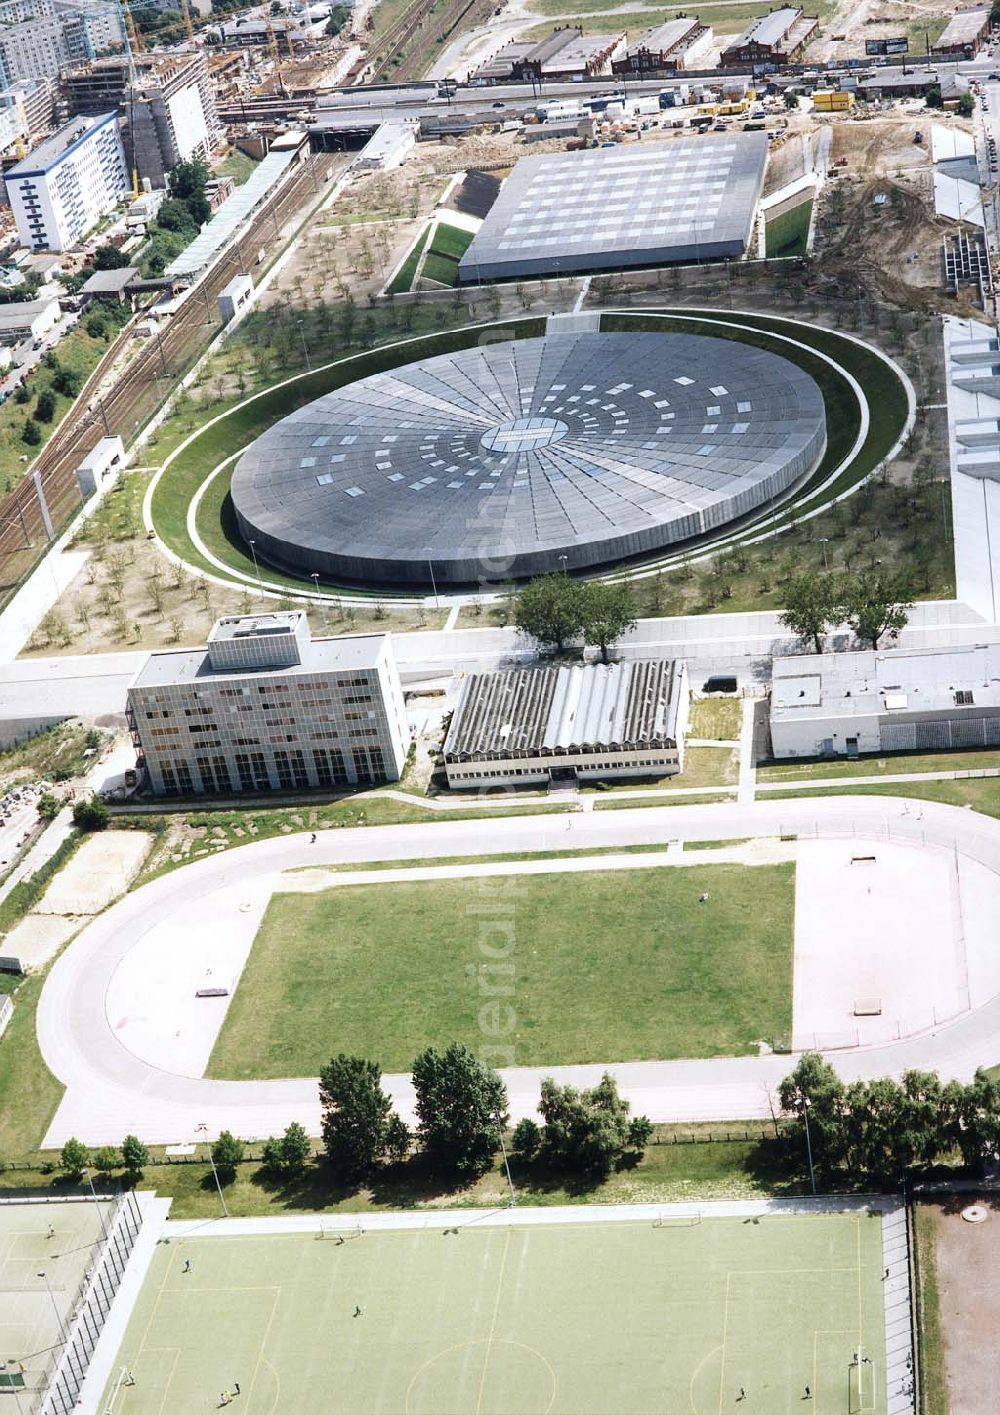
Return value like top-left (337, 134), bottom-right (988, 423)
top-left (778, 1052), bottom-right (848, 1177)
top-left (536, 1073), bottom-right (649, 1178)
top-left (783, 89), bottom-right (799, 109)
top-left (72, 797), bottom-right (109, 831)
top-left (122, 1134), bottom-right (150, 1176)
top-left (925, 83), bottom-right (944, 109)
top-left (778, 571), bottom-right (843, 653)
top-left (168, 157), bottom-right (210, 201)
top-left (211, 1130), bottom-right (245, 1177)
top-left (841, 569), bottom-right (913, 649)
top-left (53, 367), bottom-right (81, 398)
top-left (956, 91), bottom-right (975, 117)
top-left (580, 582), bottom-right (637, 663)
top-left (384, 1113), bottom-right (411, 1165)
top-left (412, 1043), bottom-right (507, 1179)
top-left (13, 382), bottom-right (31, 405)
top-left (511, 1117), bottom-right (541, 1161)
top-left (155, 198), bottom-right (197, 235)
top-left (21, 418), bottom-right (41, 446)
top-left (61, 1137), bottom-right (89, 1177)
top-left (319, 1054), bottom-right (393, 1179)
top-left (945, 1069), bottom-right (1000, 1170)
top-left (262, 1120), bottom-right (311, 1177)
top-left (35, 390), bottom-right (55, 423)
top-left (36, 791), bottom-right (60, 822)
top-left (513, 574), bottom-right (584, 653)
top-left (92, 1145), bottom-right (119, 1174)
top-left (93, 244), bottom-right (131, 271)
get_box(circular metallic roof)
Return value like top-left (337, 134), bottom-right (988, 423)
top-left (231, 331), bottom-right (826, 588)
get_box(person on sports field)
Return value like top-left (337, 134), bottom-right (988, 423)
top-left (353, 1304), bottom-right (363, 1317)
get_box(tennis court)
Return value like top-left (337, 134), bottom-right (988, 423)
top-left (102, 1208), bottom-right (889, 1414)
top-left (0, 1198), bottom-right (115, 1400)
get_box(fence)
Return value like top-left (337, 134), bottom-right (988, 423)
top-left (10, 1190), bottom-right (147, 1415)
top-left (0, 994), bottom-right (11, 1041)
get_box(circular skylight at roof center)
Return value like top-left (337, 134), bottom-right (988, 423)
top-left (231, 331), bottom-right (827, 588)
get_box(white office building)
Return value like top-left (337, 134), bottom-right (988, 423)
top-left (127, 613), bottom-right (411, 798)
top-left (6, 110), bottom-right (128, 250)
top-left (770, 643), bottom-right (1000, 759)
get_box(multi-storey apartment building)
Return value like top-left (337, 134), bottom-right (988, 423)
top-left (126, 613), bottom-right (411, 798)
top-left (61, 52), bottom-right (219, 187)
top-left (5, 109), bottom-right (127, 249)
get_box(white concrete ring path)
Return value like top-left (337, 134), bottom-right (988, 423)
top-left (37, 795), bottom-right (1000, 1147)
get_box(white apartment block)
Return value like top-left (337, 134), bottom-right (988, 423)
top-left (127, 613), bottom-right (411, 798)
top-left (6, 110), bottom-right (127, 250)
top-left (0, 15), bottom-right (66, 86)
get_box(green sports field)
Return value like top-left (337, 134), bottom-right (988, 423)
top-left (102, 1211), bottom-right (887, 1415)
top-left (207, 862), bottom-right (794, 1078)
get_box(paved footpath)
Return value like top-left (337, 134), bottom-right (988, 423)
top-left (36, 794), bottom-right (1000, 1146)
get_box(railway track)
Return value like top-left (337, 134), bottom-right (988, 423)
top-left (0, 151), bottom-right (342, 604)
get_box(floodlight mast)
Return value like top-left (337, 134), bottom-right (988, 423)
top-left (495, 1111), bottom-right (516, 1207)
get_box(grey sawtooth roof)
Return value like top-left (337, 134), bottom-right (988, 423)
top-left (444, 659), bottom-right (685, 760)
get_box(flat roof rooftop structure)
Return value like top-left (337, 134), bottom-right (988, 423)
top-left (934, 6), bottom-right (989, 47)
top-left (0, 297), bottom-right (58, 331)
top-left (230, 330), bottom-right (826, 588)
top-left (80, 266), bottom-right (138, 295)
top-left (164, 148), bottom-right (297, 279)
top-left (456, 136), bottom-right (768, 282)
top-left (5, 112), bottom-right (116, 178)
top-left (445, 658), bottom-right (686, 758)
top-left (771, 643), bottom-right (1000, 723)
top-left (130, 627), bottom-right (387, 690)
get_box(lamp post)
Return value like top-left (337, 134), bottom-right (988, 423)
top-left (310, 572), bottom-right (328, 629)
top-left (81, 1168), bottom-right (109, 1242)
top-left (495, 1111), bottom-right (516, 1207)
top-left (558, 554), bottom-right (568, 575)
top-left (36, 1273), bottom-right (68, 1345)
top-left (247, 539), bottom-right (264, 600)
top-left (801, 1098), bottom-right (817, 1196)
top-left (196, 1124), bottom-right (229, 1219)
top-left (819, 537), bottom-right (830, 571)
top-left (296, 319), bottom-right (312, 370)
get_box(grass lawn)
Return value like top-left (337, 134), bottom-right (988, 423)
top-left (689, 698), bottom-right (742, 740)
top-left (217, 149), bottom-right (260, 186)
top-left (583, 745), bottom-right (739, 791)
top-left (595, 791), bottom-right (733, 808)
top-left (0, 973), bottom-right (63, 1159)
top-left (913, 1204), bottom-right (948, 1415)
top-left (387, 225), bottom-right (430, 294)
top-left (762, 779), bottom-right (1000, 819)
top-left (0, 323), bottom-right (111, 493)
top-left (208, 861), bottom-right (794, 1078)
top-left (98, 1211), bottom-right (886, 1415)
top-left (420, 221), bottom-right (475, 287)
top-left (758, 749), bottom-right (1000, 783)
top-left (765, 199), bottom-right (813, 258)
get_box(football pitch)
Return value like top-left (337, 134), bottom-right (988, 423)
top-left (102, 1210), bottom-right (888, 1414)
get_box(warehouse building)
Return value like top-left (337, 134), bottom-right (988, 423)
top-left (932, 6), bottom-right (990, 56)
top-left (720, 7), bottom-right (819, 66)
top-left (127, 613), bottom-right (410, 798)
top-left (457, 134), bottom-right (768, 282)
top-left (5, 110), bottom-right (127, 250)
top-left (612, 16), bottom-right (714, 75)
top-left (769, 643), bottom-right (1000, 760)
top-left (443, 658), bottom-right (689, 788)
top-left (473, 27), bottom-right (624, 82)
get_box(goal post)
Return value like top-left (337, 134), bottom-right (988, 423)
top-left (652, 1211), bottom-right (701, 1228)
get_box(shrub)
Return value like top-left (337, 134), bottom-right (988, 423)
top-left (72, 797), bottom-right (109, 831)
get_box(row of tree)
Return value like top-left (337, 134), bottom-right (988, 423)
top-left (320, 1045), bottom-right (652, 1184)
top-left (778, 568), bottom-right (913, 652)
top-left (779, 1054), bottom-right (1000, 1182)
top-left (512, 575), bottom-right (638, 660)
top-left (57, 1053), bottom-right (1000, 1195)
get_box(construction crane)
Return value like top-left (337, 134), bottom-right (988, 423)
top-left (117, 0), bottom-right (143, 201)
top-left (177, 0), bottom-right (195, 43)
